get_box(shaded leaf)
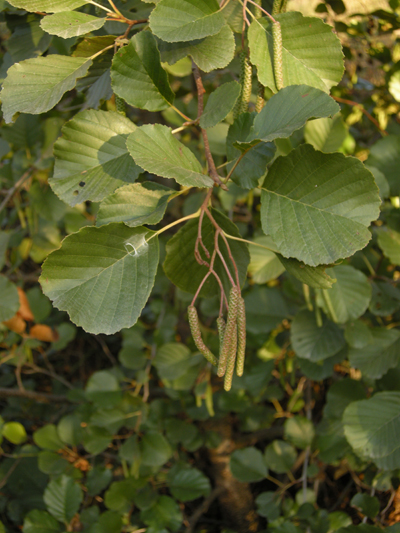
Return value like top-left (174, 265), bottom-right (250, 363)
top-left (245, 287), bottom-right (288, 335)
top-left (127, 124), bottom-right (213, 188)
top-left (265, 440), bottom-right (297, 473)
top-left (351, 494), bottom-right (380, 519)
top-left (248, 236), bottom-right (285, 284)
top-left (40, 12), bottom-right (106, 39)
top-left (343, 391), bottom-right (400, 470)
top-left (230, 447), bottom-right (268, 482)
top-left (284, 416), bottom-right (315, 449)
top-left (33, 424), bottom-right (64, 451)
top-left (0, 275), bottom-right (19, 322)
top-left (149, 0), bottom-right (226, 43)
top-left (40, 225), bottom-right (159, 335)
top-left (249, 12), bottom-right (344, 93)
top-left (260, 144), bottom-right (380, 266)
top-left (1, 56), bottom-right (92, 123)
top-left (7, 0), bottom-right (87, 12)
top-left (369, 281), bottom-right (400, 316)
top-left (50, 110), bottom-right (141, 206)
top-left (111, 31), bottom-right (174, 112)
top-left (377, 227), bottom-right (400, 265)
top-left (23, 510), bottom-right (60, 533)
top-left (44, 475), bottom-right (83, 523)
top-left (304, 113), bottom-right (348, 153)
top-left (140, 496), bottom-right (182, 532)
top-left (199, 81), bottom-right (241, 129)
top-left (167, 464), bottom-right (211, 501)
top-left (97, 182), bottom-right (172, 227)
top-left (278, 255), bottom-right (335, 289)
top-left (140, 433), bottom-right (172, 466)
top-left (367, 134), bottom-right (400, 195)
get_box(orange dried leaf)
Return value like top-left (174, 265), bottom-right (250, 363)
top-left (3, 315), bottom-right (26, 335)
top-left (17, 287), bottom-right (34, 322)
top-left (29, 324), bottom-right (59, 343)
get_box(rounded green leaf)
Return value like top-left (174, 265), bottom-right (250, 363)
top-left (44, 475), bottom-right (83, 523)
top-left (350, 494), bottom-right (380, 519)
top-left (0, 275), bottom-right (19, 322)
top-left (323, 265), bottom-right (371, 323)
top-left (40, 225), bottom-right (159, 335)
top-left (51, 110), bottom-right (141, 206)
top-left (23, 510), bottom-right (60, 533)
top-left (261, 144), bottom-right (380, 266)
top-left (249, 12), bottom-right (344, 93)
top-left (230, 447), bottom-right (268, 482)
top-left (7, 0), bottom-right (87, 12)
top-left (167, 464), bottom-right (211, 501)
top-left (2, 421), bottom-right (27, 444)
top-left (245, 287), bottom-right (288, 335)
top-left (343, 392), bottom-right (400, 470)
top-left (291, 310), bottom-right (345, 362)
top-left (199, 81), bottom-right (241, 129)
top-left (369, 280), bottom-right (400, 316)
top-left (248, 236), bottom-right (285, 284)
top-left (140, 495), bottom-right (183, 532)
top-left (368, 134), bottom-right (400, 195)
top-left (97, 182), bottom-right (172, 228)
top-left (40, 12), bottom-right (106, 39)
top-left (127, 124), bottom-right (213, 188)
top-left (277, 255), bottom-right (335, 289)
top-left (284, 416), bottom-right (315, 450)
top-left (304, 114), bottom-right (348, 153)
top-left (140, 433), bottom-right (172, 467)
top-left (111, 31), bottom-right (174, 112)
top-left (33, 424), bottom-right (64, 451)
top-left (264, 440), bottom-right (297, 473)
top-left (1, 56), bottom-right (92, 124)
top-left (377, 227), bottom-right (400, 265)
top-left (163, 209), bottom-right (249, 297)
top-left (256, 492), bottom-right (281, 520)
top-left (149, 0), bottom-right (226, 43)
top-left (153, 343), bottom-right (192, 380)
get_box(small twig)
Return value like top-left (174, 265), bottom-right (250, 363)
top-left (302, 380), bottom-right (312, 504)
top-left (0, 458), bottom-right (21, 490)
top-left (0, 168), bottom-right (33, 215)
top-left (186, 486), bottom-right (226, 533)
top-left (239, 0), bottom-right (277, 23)
top-left (23, 363), bottom-right (73, 389)
top-left (333, 96), bottom-right (388, 136)
top-left (0, 387), bottom-right (71, 403)
top-left (93, 335), bottom-right (117, 365)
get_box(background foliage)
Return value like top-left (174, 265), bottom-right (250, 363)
top-left (1, 0), bottom-right (400, 532)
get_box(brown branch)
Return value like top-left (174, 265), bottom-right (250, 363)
top-left (0, 168), bottom-right (34, 215)
top-left (186, 486), bottom-right (226, 533)
top-left (333, 96), bottom-right (388, 136)
top-left (0, 387), bottom-right (72, 403)
top-left (192, 63), bottom-right (228, 191)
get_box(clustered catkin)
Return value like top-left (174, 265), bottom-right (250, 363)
top-left (272, 22), bottom-right (284, 90)
top-left (188, 287), bottom-right (246, 392)
top-left (234, 51), bottom-right (253, 118)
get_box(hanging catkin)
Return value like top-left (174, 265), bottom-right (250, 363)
top-left (255, 82), bottom-right (265, 113)
top-left (272, 0), bottom-right (282, 15)
top-left (253, 0), bottom-right (262, 18)
top-left (188, 306), bottom-right (218, 366)
top-left (233, 51), bottom-right (252, 118)
top-left (272, 22), bottom-right (284, 91)
top-left (224, 323), bottom-right (237, 391)
top-left (217, 287), bottom-right (239, 377)
top-left (217, 316), bottom-right (226, 352)
top-left (236, 297), bottom-right (246, 377)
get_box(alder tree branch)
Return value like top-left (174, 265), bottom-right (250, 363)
top-left (333, 95), bottom-right (388, 136)
top-left (0, 387), bottom-right (72, 403)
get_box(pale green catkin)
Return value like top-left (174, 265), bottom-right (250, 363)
top-left (253, 0), bottom-right (262, 18)
top-left (188, 306), bottom-right (218, 366)
top-left (233, 52), bottom-right (252, 118)
top-left (115, 95), bottom-right (126, 116)
top-left (217, 287), bottom-right (239, 377)
top-left (272, 22), bottom-right (284, 91)
top-left (272, 0), bottom-right (282, 15)
top-left (217, 316), bottom-right (226, 353)
top-left (255, 82), bottom-right (265, 113)
top-left (236, 297), bottom-right (246, 377)
top-left (224, 323), bottom-right (237, 391)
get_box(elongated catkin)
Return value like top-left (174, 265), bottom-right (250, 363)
top-left (236, 297), bottom-right (246, 377)
top-left (224, 323), bottom-right (237, 391)
top-left (217, 287), bottom-right (239, 377)
top-left (272, 22), bottom-right (284, 91)
top-left (188, 306), bottom-right (218, 366)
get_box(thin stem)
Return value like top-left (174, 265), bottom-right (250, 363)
top-left (222, 231), bottom-right (277, 253)
top-left (90, 44), bottom-right (115, 61)
top-left (192, 63), bottom-right (228, 191)
top-left (242, 0), bottom-right (251, 29)
top-left (146, 210), bottom-right (200, 243)
top-left (246, 0), bottom-right (277, 22)
top-left (0, 168), bottom-right (33, 215)
top-left (170, 104), bottom-right (192, 122)
top-left (108, 0), bottom-right (123, 16)
top-left (224, 151), bottom-right (248, 183)
top-left (87, 0), bottom-right (114, 14)
top-left (333, 96), bottom-right (388, 136)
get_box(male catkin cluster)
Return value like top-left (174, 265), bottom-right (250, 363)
top-left (188, 287), bottom-right (246, 392)
top-left (272, 22), bottom-right (284, 91)
top-left (234, 51), bottom-right (253, 118)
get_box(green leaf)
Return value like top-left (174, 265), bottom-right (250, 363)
top-left (44, 475), bottom-right (83, 523)
top-left (38, 451), bottom-right (70, 475)
top-left (367, 134), bottom-right (400, 195)
top-left (248, 236), bottom-right (285, 284)
top-left (284, 416), bottom-right (315, 449)
top-left (260, 144), bottom-right (380, 266)
top-left (33, 424), bottom-right (64, 451)
top-left (105, 478), bottom-right (143, 513)
top-left (377, 227), bottom-right (400, 265)
top-left (304, 114), bottom-right (348, 153)
top-left (245, 287), bottom-right (288, 335)
top-left (343, 391), bottom-right (400, 470)
top-left (322, 265), bottom-right (371, 323)
top-left (249, 12), bottom-right (344, 93)
top-left (230, 447), bottom-right (268, 482)
top-left (127, 124), bottom-right (213, 188)
top-left (298, 351), bottom-right (343, 381)
top-left (0, 232), bottom-right (10, 270)
top-left (2, 421), bottom-right (27, 444)
top-left (7, 18), bottom-right (52, 63)
top-left (348, 328), bottom-right (400, 379)
top-left (345, 320), bottom-right (372, 348)
top-left (149, 0), bottom-right (226, 43)
top-left (154, 343), bottom-right (192, 380)
top-left (264, 440), bottom-right (297, 473)
top-left (7, 0), bottom-right (87, 12)
top-left (159, 24), bottom-right (235, 72)
top-left (226, 112), bottom-right (276, 189)
top-left (350, 494), bottom-right (380, 519)
top-left (369, 281), bottom-right (400, 316)
top-left (97, 182), bottom-right (172, 227)
top-left (277, 255), bottom-right (335, 289)
top-left (236, 86), bottom-right (340, 150)
top-left (0, 275), bottom-right (19, 322)
top-left (40, 225), bottom-right (159, 335)
top-left (50, 110), bottom-right (141, 206)
top-left (199, 81), bottom-right (241, 129)
top-left (23, 510), bottom-right (60, 533)
top-left (140, 495), bottom-right (183, 532)
top-left (163, 209), bottom-right (249, 297)
top-left (40, 12), bottom-right (106, 39)
top-left (167, 464), bottom-right (211, 501)
top-left (1, 55), bottom-right (92, 123)
top-left (140, 433), bottom-right (172, 466)
top-left (291, 310), bottom-right (345, 362)
top-left (256, 492), bottom-right (281, 521)
top-left (111, 31), bottom-right (174, 112)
